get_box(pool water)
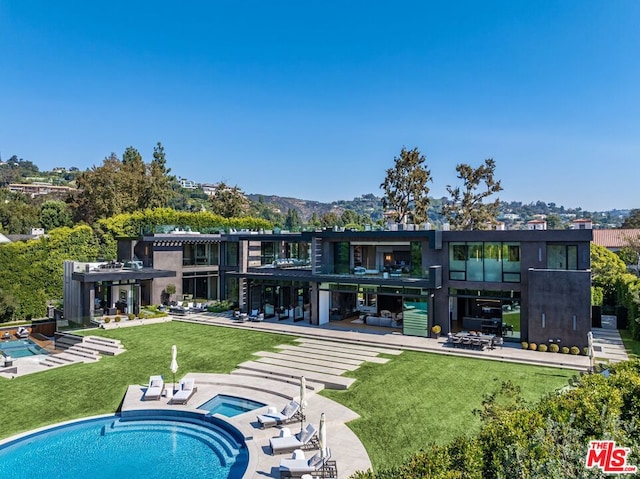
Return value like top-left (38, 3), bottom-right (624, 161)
top-left (0, 339), bottom-right (48, 358)
top-left (0, 414), bottom-right (248, 479)
top-left (200, 394), bottom-right (266, 417)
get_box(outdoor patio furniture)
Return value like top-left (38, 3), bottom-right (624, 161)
top-left (270, 423), bottom-right (319, 454)
top-left (257, 400), bottom-right (302, 429)
top-left (16, 327), bottom-right (30, 339)
top-left (279, 448), bottom-right (332, 478)
top-left (143, 375), bottom-right (165, 401)
top-left (171, 378), bottom-right (197, 405)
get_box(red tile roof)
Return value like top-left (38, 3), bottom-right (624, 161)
top-left (593, 229), bottom-right (640, 248)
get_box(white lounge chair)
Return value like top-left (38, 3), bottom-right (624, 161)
top-left (16, 327), bottom-right (30, 339)
top-left (279, 448), bottom-right (331, 478)
top-left (171, 378), bottom-right (197, 405)
top-left (257, 400), bottom-right (302, 429)
top-left (143, 375), bottom-right (165, 401)
top-left (270, 423), bottom-right (318, 454)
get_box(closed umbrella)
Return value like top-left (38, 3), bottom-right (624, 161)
top-left (588, 331), bottom-right (595, 373)
top-left (170, 345), bottom-right (178, 394)
top-left (299, 376), bottom-right (307, 433)
top-left (319, 412), bottom-right (327, 478)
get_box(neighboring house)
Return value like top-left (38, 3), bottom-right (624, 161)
top-left (592, 229), bottom-right (640, 253)
top-left (63, 226), bottom-right (592, 349)
top-left (572, 218), bottom-right (594, 230)
top-left (527, 219), bottom-right (547, 230)
top-left (7, 183), bottom-right (75, 198)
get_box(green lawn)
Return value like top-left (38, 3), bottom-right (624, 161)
top-left (0, 322), bottom-right (296, 440)
top-left (321, 351), bottom-right (573, 470)
top-left (619, 329), bottom-right (640, 359)
top-left (1, 322), bottom-right (573, 472)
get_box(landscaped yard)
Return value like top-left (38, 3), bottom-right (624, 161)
top-left (321, 350), bottom-right (573, 471)
top-left (1, 321), bottom-right (574, 473)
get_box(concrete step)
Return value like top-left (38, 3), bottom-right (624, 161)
top-left (65, 346), bottom-right (101, 361)
top-left (79, 341), bottom-right (124, 356)
top-left (234, 360), bottom-right (355, 390)
top-left (276, 344), bottom-right (390, 364)
top-left (259, 349), bottom-right (364, 367)
top-left (84, 335), bottom-right (123, 347)
top-left (294, 338), bottom-right (402, 356)
top-left (253, 356), bottom-right (350, 376)
top-left (40, 354), bottom-right (77, 367)
top-left (254, 351), bottom-right (361, 371)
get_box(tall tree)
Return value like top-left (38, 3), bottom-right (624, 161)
top-left (39, 200), bottom-right (73, 231)
top-left (621, 209), bottom-right (640, 228)
top-left (380, 147), bottom-right (432, 225)
top-left (442, 158), bottom-right (503, 230)
top-left (70, 145), bottom-right (176, 224)
top-left (145, 142), bottom-right (177, 209)
top-left (284, 208), bottom-right (301, 231)
top-left (208, 182), bottom-right (250, 218)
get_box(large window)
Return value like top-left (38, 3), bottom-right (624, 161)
top-left (183, 243), bottom-right (219, 266)
top-left (449, 242), bottom-right (521, 283)
top-left (225, 242), bottom-right (239, 267)
top-left (333, 242), bottom-right (350, 274)
top-left (547, 244), bottom-right (578, 270)
top-left (261, 241), bottom-right (276, 265)
top-left (182, 272), bottom-right (218, 299)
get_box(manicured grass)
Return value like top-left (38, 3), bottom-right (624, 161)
top-left (321, 351), bottom-right (573, 471)
top-left (1, 322), bottom-right (573, 473)
top-left (0, 322), bottom-right (296, 440)
top-left (619, 329), bottom-right (640, 359)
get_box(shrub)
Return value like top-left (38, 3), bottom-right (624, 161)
top-left (549, 343), bottom-right (560, 353)
top-left (104, 317), bottom-right (111, 323)
top-left (529, 343), bottom-right (537, 351)
top-left (521, 342), bottom-right (528, 350)
top-left (538, 344), bottom-right (548, 352)
top-left (114, 315), bottom-right (121, 323)
top-left (431, 325), bottom-right (441, 335)
top-left (570, 346), bottom-right (580, 355)
top-left (127, 313), bottom-right (135, 321)
top-left (561, 346), bottom-right (570, 354)
top-left (583, 347), bottom-right (589, 356)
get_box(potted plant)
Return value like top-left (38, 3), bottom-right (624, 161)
top-left (431, 324), bottom-right (441, 339)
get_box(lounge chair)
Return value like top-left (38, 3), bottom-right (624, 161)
top-left (171, 377), bottom-right (197, 405)
top-left (270, 423), bottom-right (319, 454)
top-left (257, 400), bottom-right (302, 429)
top-left (143, 375), bottom-right (165, 401)
top-left (16, 327), bottom-right (30, 339)
top-left (279, 448), bottom-right (331, 478)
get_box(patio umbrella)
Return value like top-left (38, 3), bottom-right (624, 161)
top-left (588, 331), bottom-right (595, 373)
top-left (170, 345), bottom-right (178, 393)
top-left (299, 376), bottom-right (307, 433)
top-left (319, 412), bottom-right (327, 478)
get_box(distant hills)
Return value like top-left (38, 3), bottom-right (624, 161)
top-left (247, 192), bottom-right (631, 229)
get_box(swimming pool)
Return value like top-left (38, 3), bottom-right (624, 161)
top-left (0, 412), bottom-right (249, 479)
top-left (200, 394), bottom-right (266, 417)
top-left (0, 339), bottom-right (49, 359)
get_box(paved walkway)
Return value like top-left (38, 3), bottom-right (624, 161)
top-left (179, 312), bottom-right (596, 371)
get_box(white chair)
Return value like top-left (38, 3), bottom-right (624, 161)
top-left (279, 448), bottom-right (331, 478)
top-left (143, 375), bottom-right (165, 401)
top-left (171, 378), bottom-right (197, 405)
top-left (270, 423), bottom-right (318, 454)
top-left (257, 400), bottom-right (301, 429)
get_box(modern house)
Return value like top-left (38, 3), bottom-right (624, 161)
top-left (63, 226), bottom-right (592, 348)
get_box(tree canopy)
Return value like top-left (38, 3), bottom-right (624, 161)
top-left (380, 147), bottom-right (432, 225)
top-left (441, 158), bottom-right (503, 230)
top-left (69, 143), bottom-right (176, 224)
top-left (621, 209), bottom-right (640, 228)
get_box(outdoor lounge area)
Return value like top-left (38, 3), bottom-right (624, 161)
top-left (446, 331), bottom-right (497, 350)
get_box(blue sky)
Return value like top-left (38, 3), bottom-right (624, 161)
top-left (1, 1), bottom-right (639, 211)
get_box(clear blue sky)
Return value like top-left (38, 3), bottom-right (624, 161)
top-left (2, 1), bottom-right (639, 211)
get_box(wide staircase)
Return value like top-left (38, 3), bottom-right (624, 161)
top-left (41, 333), bottom-right (126, 368)
top-left (231, 337), bottom-right (401, 390)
